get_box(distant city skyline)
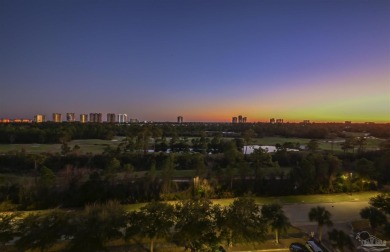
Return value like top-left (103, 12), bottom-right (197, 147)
top-left (1, 0), bottom-right (389, 123)
top-left (0, 110), bottom-right (385, 124)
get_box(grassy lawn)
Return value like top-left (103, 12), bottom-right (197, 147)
top-left (365, 137), bottom-right (384, 150)
top-left (211, 191), bottom-right (378, 207)
top-left (0, 143), bottom-right (62, 154)
top-left (269, 191), bottom-right (378, 204)
top-left (253, 137), bottom-right (310, 146)
top-left (253, 136), bottom-right (383, 152)
top-left (121, 191), bottom-right (379, 210)
top-left (68, 137), bottom-right (125, 154)
top-left (317, 137), bottom-right (383, 152)
top-left (0, 138), bottom-right (125, 154)
top-left (6, 192), bottom-right (377, 215)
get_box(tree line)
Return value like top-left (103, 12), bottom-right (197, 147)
top-left (0, 198), bottom-right (282, 252)
top-left (0, 122), bottom-right (389, 144)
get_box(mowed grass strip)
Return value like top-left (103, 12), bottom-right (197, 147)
top-left (272, 191), bottom-right (378, 204)
top-left (211, 191), bottom-right (378, 207)
top-left (123, 191), bottom-right (379, 211)
top-left (253, 137), bottom-right (310, 146)
top-left (3, 191), bottom-right (378, 218)
top-left (0, 138), bottom-right (124, 154)
top-left (0, 143), bottom-right (62, 154)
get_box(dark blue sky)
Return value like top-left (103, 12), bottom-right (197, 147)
top-left (1, 0), bottom-right (389, 122)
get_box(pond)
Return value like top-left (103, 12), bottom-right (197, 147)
top-left (243, 145), bottom-right (277, 154)
top-left (243, 145), bottom-right (299, 154)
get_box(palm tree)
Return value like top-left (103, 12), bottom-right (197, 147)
top-left (328, 229), bottom-right (354, 251)
top-left (261, 203), bottom-right (291, 244)
top-left (360, 207), bottom-right (386, 234)
top-left (308, 206), bottom-right (333, 242)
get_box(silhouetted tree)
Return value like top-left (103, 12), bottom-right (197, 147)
top-left (360, 207), bottom-right (387, 234)
top-left (126, 202), bottom-right (175, 252)
top-left (307, 139), bottom-right (319, 152)
top-left (16, 211), bottom-right (70, 252)
top-left (261, 203), bottom-right (290, 244)
top-left (369, 193), bottom-right (390, 214)
top-left (173, 199), bottom-right (221, 252)
top-left (328, 229), bottom-right (354, 251)
top-left (67, 201), bottom-right (126, 252)
top-left (308, 206), bottom-right (333, 242)
top-left (220, 198), bottom-right (266, 247)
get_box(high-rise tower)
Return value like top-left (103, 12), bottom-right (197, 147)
top-left (107, 113), bottom-right (116, 123)
top-left (66, 113), bottom-right (75, 122)
top-left (34, 114), bottom-right (45, 123)
top-left (80, 114), bottom-right (88, 123)
top-left (117, 114), bottom-right (128, 123)
top-left (177, 116), bottom-right (183, 123)
top-left (89, 113), bottom-right (102, 123)
top-left (52, 113), bottom-right (62, 123)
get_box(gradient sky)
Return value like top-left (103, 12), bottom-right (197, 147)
top-left (1, 0), bottom-right (389, 122)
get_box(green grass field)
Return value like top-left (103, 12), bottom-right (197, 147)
top-left (6, 191), bottom-right (377, 214)
top-left (253, 136), bottom-right (383, 152)
top-left (211, 191), bottom-right (378, 207)
top-left (0, 137), bottom-right (125, 154)
top-left (0, 143), bottom-right (62, 154)
top-left (252, 137), bottom-right (309, 145)
top-left (120, 192), bottom-right (380, 214)
top-left (69, 137), bottom-right (124, 153)
top-left (121, 191), bottom-right (379, 211)
top-left (121, 192), bottom-right (379, 212)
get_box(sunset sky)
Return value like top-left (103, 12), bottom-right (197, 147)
top-left (1, 0), bottom-right (389, 122)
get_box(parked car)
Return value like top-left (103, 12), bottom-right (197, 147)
top-left (290, 242), bottom-right (310, 252)
top-left (306, 240), bottom-right (323, 252)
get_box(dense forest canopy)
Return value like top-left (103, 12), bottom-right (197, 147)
top-left (0, 122), bottom-right (389, 210)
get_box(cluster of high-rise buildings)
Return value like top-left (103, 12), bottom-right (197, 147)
top-left (1, 113), bottom-right (183, 124)
top-left (232, 115), bottom-right (247, 123)
top-left (269, 118), bottom-right (284, 124)
top-left (31, 113), bottom-right (135, 123)
top-left (0, 118), bottom-right (32, 123)
top-left (0, 115), bottom-right (370, 125)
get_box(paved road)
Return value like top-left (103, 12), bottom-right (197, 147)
top-left (283, 201), bottom-right (370, 226)
top-left (235, 202), bottom-right (371, 252)
top-left (282, 202), bottom-right (370, 252)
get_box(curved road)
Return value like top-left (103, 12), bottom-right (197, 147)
top-left (283, 201), bottom-right (371, 251)
top-left (283, 201), bottom-right (370, 226)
